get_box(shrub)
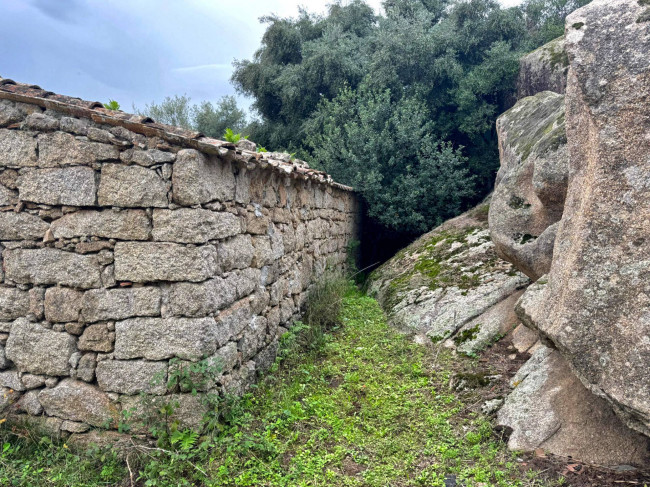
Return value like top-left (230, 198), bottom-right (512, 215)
top-left (301, 271), bottom-right (349, 350)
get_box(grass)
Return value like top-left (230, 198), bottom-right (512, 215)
top-left (0, 284), bottom-right (560, 486)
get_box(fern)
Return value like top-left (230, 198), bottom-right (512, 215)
top-left (170, 430), bottom-right (199, 451)
top-left (103, 100), bottom-right (120, 111)
top-left (223, 128), bottom-right (241, 143)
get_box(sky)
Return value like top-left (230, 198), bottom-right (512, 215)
top-left (0, 0), bottom-right (522, 114)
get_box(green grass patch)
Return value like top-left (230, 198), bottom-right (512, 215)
top-left (1, 286), bottom-right (559, 487)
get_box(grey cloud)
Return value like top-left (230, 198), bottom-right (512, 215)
top-left (28, 0), bottom-right (86, 23)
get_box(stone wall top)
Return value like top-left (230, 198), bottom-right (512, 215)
top-left (0, 76), bottom-right (353, 193)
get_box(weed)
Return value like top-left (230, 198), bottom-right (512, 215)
top-left (166, 356), bottom-right (223, 394)
top-left (508, 195), bottom-right (531, 210)
top-left (301, 271), bottom-right (348, 350)
top-left (520, 233), bottom-right (537, 245)
top-left (454, 324), bottom-right (481, 345)
top-left (345, 239), bottom-right (361, 278)
top-left (223, 127), bottom-right (242, 143)
top-left (102, 99), bottom-right (120, 110)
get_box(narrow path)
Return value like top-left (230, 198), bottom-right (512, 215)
top-left (0, 286), bottom-right (566, 486)
top-left (202, 287), bottom-right (555, 487)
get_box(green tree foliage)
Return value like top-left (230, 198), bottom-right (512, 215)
top-left (307, 87), bottom-right (474, 233)
top-left (232, 0), bottom-right (588, 235)
top-left (232, 2), bottom-right (377, 150)
top-left (139, 94), bottom-right (194, 130)
top-left (193, 96), bottom-right (247, 138)
top-left (136, 95), bottom-right (247, 138)
top-left (521, 0), bottom-right (592, 48)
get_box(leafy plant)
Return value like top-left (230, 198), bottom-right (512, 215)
top-left (301, 271), bottom-right (348, 350)
top-left (223, 127), bottom-right (242, 143)
top-left (169, 429), bottom-right (199, 451)
top-left (103, 99), bottom-right (120, 110)
top-left (166, 357), bottom-right (223, 394)
top-left (257, 146), bottom-right (268, 153)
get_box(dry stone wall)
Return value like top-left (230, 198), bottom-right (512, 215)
top-left (0, 85), bottom-right (359, 436)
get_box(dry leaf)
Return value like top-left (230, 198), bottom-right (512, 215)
top-left (566, 463), bottom-right (583, 474)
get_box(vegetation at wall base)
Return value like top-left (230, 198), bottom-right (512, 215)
top-left (0, 282), bottom-right (567, 487)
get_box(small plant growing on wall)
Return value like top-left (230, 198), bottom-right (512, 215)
top-left (223, 128), bottom-right (242, 143)
top-left (103, 100), bottom-right (121, 110)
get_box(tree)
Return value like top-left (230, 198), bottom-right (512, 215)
top-left (521, 0), bottom-right (591, 49)
top-left (139, 95), bottom-right (193, 130)
top-left (232, 1), bottom-right (377, 149)
top-left (136, 95), bottom-right (247, 137)
top-left (306, 86), bottom-right (474, 234)
top-left (193, 96), bottom-right (247, 138)
top-left (233, 0), bottom-right (588, 237)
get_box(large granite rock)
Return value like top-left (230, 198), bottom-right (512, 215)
top-left (498, 346), bottom-right (650, 466)
top-left (516, 0), bottom-right (650, 437)
top-left (38, 131), bottom-right (119, 166)
top-left (165, 277), bottom-right (237, 317)
top-left (172, 149), bottom-right (235, 205)
top-left (489, 91), bottom-right (568, 280)
top-left (51, 209), bottom-right (151, 240)
top-left (98, 164), bottom-right (168, 208)
top-left (449, 289), bottom-right (525, 356)
top-left (39, 379), bottom-right (119, 427)
top-left (5, 319), bottom-right (77, 376)
top-left (152, 208), bottom-right (240, 243)
top-left (517, 36), bottom-right (568, 99)
top-left (0, 212), bottom-right (49, 240)
top-left (4, 248), bottom-right (102, 288)
top-left (81, 287), bottom-right (161, 322)
top-left (114, 242), bottom-right (218, 283)
top-left (0, 288), bottom-right (31, 321)
top-left (113, 317), bottom-right (219, 361)
top-left (17, 167), bottom-right (98, 206)
top-left (368, 202), bottom-right (529, 346)
top-left (78, 324), bottom-right (114, 352)
top-left (96, 360), bottom-right (167, 395)
top-left (0, 129), bottom-right (37, 167)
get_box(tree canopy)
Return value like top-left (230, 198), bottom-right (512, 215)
top-left (231, 0), bottom-right (586, 236)
top-left (134, 0), bottom-right (588, 238)
top-left (136, 95), bottom-right (247, 139)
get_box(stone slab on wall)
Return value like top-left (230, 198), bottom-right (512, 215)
top-left (0, 93), bottom-right (359, 436)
